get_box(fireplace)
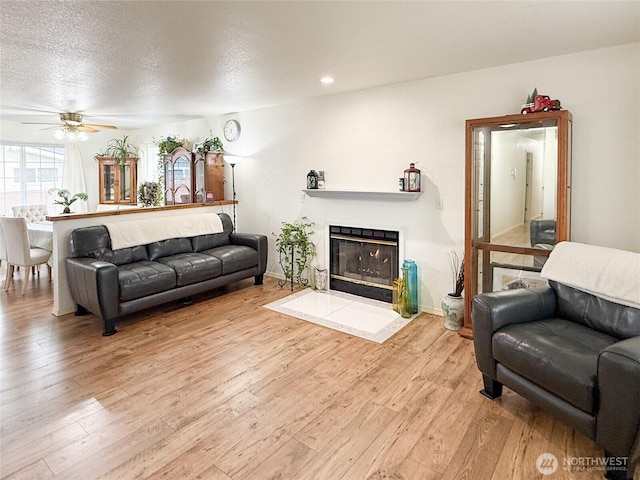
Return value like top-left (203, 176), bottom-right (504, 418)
top-left (329, 225), bottom-right (399, 302)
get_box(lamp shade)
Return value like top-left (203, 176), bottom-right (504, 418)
top-left (225, 155), bottom-right (242, 166)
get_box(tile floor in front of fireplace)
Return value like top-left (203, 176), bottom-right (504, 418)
top-left (263, 288), bottom-right (417, 343)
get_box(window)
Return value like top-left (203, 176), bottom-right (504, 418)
top-left (0, 143), bottom-right (65, 216)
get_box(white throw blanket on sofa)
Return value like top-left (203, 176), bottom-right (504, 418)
top-left (104, 213), bottom-right (224, 250)
top-left (541, 241), bottom-right (640, 309)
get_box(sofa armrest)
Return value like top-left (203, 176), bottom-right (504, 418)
top-left (65, 258), bottom-right (119, 325)
top-left (473, 286), bottom-right (557, 378)
top-left (230, 233), bottom-right (268, 274)
top-left (596, 336), bottom-right (640, 460)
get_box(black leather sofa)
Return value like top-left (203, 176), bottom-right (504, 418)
top-left (473, 281), bottom-right (640, 480)
top-left (66, 213), bottom-right (267, 336)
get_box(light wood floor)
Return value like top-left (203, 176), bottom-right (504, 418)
top-left (1, 268), bottom-right (635, 480)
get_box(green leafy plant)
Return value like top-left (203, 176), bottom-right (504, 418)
top-left (273, 217), bottom-right (316, 286)
top-left (155, 135), bottom-right (186, 155)
top-left (53, 189), bottom-right (88, 214)
top-left (95, 135), bottom-right (139, 165)
top-left (137, 181), bottom-right (163, 207)
top-left (196, 136), bottom-right (225, 161)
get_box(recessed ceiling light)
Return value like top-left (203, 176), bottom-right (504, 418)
top-left (320, 76), bottom-right (334, 84)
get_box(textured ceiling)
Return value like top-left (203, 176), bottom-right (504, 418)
top-left (1, 1), bottom-right (638, 129)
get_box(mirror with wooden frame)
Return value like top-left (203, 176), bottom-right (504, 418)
top-left (461, 110), bottom-right (572, 339)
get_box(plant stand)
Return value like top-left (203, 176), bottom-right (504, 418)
top-left (277, 243), bottom-right (309, 291)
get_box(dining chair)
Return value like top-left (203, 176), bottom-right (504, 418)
top-left (0, 217), bottom-right (51, 295)
top-left (0, 217), bottom-right (7, 269)
top-left (11, 204), bottom-right (48, 223)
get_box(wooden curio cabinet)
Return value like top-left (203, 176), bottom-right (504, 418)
top-left (202, 151), bottom-right (225, 202)
top-left (97, 157), bottom-right (138, 205)
top-left (163, 147), bottom-right (194, 205)
top-left (164, 148), bottom-right (226, 204)
top-left (462, 110), bottom-right (572, 339)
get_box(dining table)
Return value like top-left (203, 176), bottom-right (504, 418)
top-left (26, 221), bottom-right (53, 266)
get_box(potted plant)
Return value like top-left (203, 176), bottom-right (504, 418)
top-left (155, 135), bottom-right (188, 156)
top-left (273, 217), bottom-right (316, 289)
top-left (137, 181), bottom-right (162, 207)
top-left (442, 251), bottom-right (464, 330)
top-left (53, 189), bottom-right (88, 214)
top-left (95, 135), bottom-right (139, 165)
top-left (196, 136), bottom-right (225, 166)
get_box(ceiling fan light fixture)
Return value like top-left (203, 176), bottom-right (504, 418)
top-left (53, 126), bottom-right (89, 142)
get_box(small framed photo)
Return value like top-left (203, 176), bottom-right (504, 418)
top-left (492, 264), bottom-right (548, 291)
top-left (204, 191), bottom-right (215, 203)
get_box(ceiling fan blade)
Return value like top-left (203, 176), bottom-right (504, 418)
top-left (77, 125), bottom-right (99, 133)
top-left (82, 123), bottom-right (118, 130)
top-left (21, 121), bottom-right (59, 125)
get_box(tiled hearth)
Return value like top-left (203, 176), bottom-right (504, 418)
top-left (264, 288), bottom-right (415, 343)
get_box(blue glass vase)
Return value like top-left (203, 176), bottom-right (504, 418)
top-left (402, 259), bottom-right (418, 314)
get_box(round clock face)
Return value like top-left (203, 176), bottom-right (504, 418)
top-left (224, 119), bottom-right (241, 142)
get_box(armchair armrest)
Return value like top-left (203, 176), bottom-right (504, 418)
top-left (596, 336), bottom-right (640, 460)
top-left (473, 286), bottom-right (557, 378)
top-left (65, 257), bottom-right (119, 334)
top-left (230, 233), bottom-right (268, 275)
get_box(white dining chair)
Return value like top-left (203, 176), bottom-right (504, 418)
top-left (11, 204), bottom-right (48, 223)
top-left (0, 217), bottom-right (7, 269)
top-left (0, 217), bottom-right (51, 295)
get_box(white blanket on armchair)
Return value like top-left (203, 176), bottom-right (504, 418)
top-left (541, 241), bottom-right (640, 309)
top-left (104, 213), bottom-right (224, 250)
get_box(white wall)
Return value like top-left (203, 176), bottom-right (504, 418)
top-left (2, 42), bottom-right (638, 314)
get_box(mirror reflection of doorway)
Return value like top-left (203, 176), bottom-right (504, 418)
top-left (524, 150), bottom-right (533, 222)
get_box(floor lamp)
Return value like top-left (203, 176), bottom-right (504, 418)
top-left (225, 155), bottom-right (242, 231)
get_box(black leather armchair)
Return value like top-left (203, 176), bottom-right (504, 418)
top-left (529, 218), bottom-right (556, 246)
top-left (473, 282), bottom-right (640, 480)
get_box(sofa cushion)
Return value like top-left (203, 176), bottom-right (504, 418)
top-left (191, 214), bottom-right (233, 252)
top-left (147, 238), bottom-right (193, 261)
top-left (493, 318), bottom-right (618, 414)
top-left (111, 246), bottom-right (149, 266)
top-left (204, 245), bottom-right (259, 275)
top-left (156, 253), bottom-right (222, 287)
top-left (117, 261), bottom-right (177, 301)
top-left (552, 281), bottom-right (640, 340)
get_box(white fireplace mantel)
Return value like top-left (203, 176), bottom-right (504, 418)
top-left (303, 189), bottom-right (422, 201)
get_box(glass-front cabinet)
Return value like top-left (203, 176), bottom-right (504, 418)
top-left (163, 148), bottom-right (226, 204)
top-left (461, 110), bottom-right (572, 339)
top-left (163, 147), bottom-right (194, 205)
top-left (97, 157), bottom-right (138, 205)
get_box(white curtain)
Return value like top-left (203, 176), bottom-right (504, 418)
top-left (61, 142), bottom-right (88, 213)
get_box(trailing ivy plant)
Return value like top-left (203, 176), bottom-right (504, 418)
top-left (155, 135), bottom-right (186, 155)
top-left (95, 135), bottom-right (139, 165)
top-left (273, 217), bottom-right (316, 286)
top-left (196, 136), bottom-right (225, 161)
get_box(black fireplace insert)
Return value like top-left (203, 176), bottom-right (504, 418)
top-left (329, 225), bottom-right (399, 302)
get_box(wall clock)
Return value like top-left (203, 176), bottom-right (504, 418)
top-left (223, 119), bottom-right (241, 142)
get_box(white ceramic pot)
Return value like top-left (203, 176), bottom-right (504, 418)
top-left (442, 294), bottom-right (464, 331)
top-left (314, 268), bottom-right (328, 293)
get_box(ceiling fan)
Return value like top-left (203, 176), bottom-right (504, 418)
top-left (22, 112), bottom-right (118, 141)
